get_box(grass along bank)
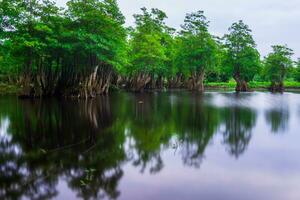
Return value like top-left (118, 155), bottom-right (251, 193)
top-left (1, 81), bottom-right (300, 95)
top-left (205, 81), bottom-right (300, 90)
top-left (0, 83), bottom-right (20, 95)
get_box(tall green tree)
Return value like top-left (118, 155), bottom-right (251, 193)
top-left (62, 0), bottom-right (127, 96)
top-left (0, 0), bottom-right (22, 80)
top-left (207, 38), bottom-right (231, 82)
top-left (294, 58), bottom-right (300, 82)
top-left (224, 20), bottom-right (261, 92)
top-left (0, 0), bottom-right (64, 96)
top-left (128, 7), bottom-right (174, 92)
top-left (264, 45), bottom-right (294, 92)
top-left (176, 11), bottom-right (218, 92)
top-left (0, 0), bottom-right (127, 97)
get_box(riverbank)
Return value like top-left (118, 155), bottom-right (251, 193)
top-left (205, 81), bottom-right (300, 91)
top-left (1, 81), bottom-right (300, 95)
top-left (0, 83), bottom-right (20, 95)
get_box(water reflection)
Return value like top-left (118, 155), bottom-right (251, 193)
top-left (221, 106), bottom-right (256, 158)
top-left (177, 94), bottom-right (219, 168)
top-left (265, 109), bottom-right (289, 133)
top-left (263, 94), bottom-right (290, 134)
top-left (0, 97), bottom-right (125, 200)
top-left (0, 92), bottom-right (297, 199)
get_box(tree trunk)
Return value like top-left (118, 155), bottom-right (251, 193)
top-left (19, 73), bottom-right (33, 98)
top-left (156, 75), bottom-right (164, 89)
top-left (131, 73), bottom-right (151, 92)
top-left (234, 74), bottom-right (249, 92)
top-left (188, 70), bottom-right (205, 92)
top-left (195, 70), bottom-right (205, 92)
top-left (235, 80), bottom-right (249, 92)
top-left (168, 73), bottom-right (184, 89)
top-left (176, 74), bottom-right (183, 88)
top-left (269, 81), bottom-right (284, 92)
top-left (187, 77), bottom-right (194, 90)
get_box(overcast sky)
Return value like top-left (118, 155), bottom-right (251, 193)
top-left (56, 0), bottom-right (300, 59)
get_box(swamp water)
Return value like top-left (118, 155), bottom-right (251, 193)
top-left (0, 91), bottom-right (300, 200)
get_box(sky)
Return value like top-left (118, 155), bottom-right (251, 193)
top-left (55, 0), bottom-right (300, 59)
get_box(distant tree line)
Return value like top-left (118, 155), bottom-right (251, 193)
top-left (1, 0), bottom-right (300, 97)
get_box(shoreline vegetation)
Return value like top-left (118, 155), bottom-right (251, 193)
top-left (2, 81), bottom-right (300, 96)
top-left (1, 0), bottom-right (300, 98)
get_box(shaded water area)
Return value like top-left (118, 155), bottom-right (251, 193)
top-left (0, 91), bottom-right (300, 200)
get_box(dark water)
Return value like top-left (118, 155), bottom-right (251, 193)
top-left (0, 91), bottom-right (300, 200)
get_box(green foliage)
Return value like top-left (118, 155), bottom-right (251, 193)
top-left (0, 1), bottom-right (126, 75)
top-left (0, 2), bottom-right (299, 93)
top-left (128, 8), bottom-right (174, 77)
top-left (175, 11), bottom-right (218, 76)
top-left (205, 81), bottom-right (236, 89)
top-left (206, 41), bottom-right (231, 82)
top-left (294, 58), bottom-right (300, 82)
top-left (65, 0), bottom-right (127, 69)
top-left (223, 20), bottom-right (261, 82)
top-left (205, 81), bottom-right (300, 89)
top-left (264, 45), bottom-right (294, 84)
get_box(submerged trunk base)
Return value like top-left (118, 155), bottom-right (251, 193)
top-left (187, 70), bottom-right (205, 92)
top-left (235, 80), bottom-right (249, 92)
top-left (269, 82), bottom-right (284, 93)
top-left (18, 65), bottom-right (113, 99)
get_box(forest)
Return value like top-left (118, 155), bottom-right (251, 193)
top-left (1, 0), bottom-right (300, 97)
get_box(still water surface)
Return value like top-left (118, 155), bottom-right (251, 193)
top-left (0, 91), bottom-right (300, 200)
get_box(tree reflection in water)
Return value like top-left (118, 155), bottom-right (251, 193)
top-left (0, 92), bottom-right (290, 199)
top-left (0, 97), bottom-right (125, 200)
top-left (221, 106), bottom-right (256, 158)
top-left (265, 108), bottom-right (289, 133)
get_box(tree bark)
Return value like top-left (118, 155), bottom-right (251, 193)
top-left (195, 70), bottom-right (205, 92)
top-left (269, 81), bottom-right (284, 92)
top-left (156, 75), bottom-right (164, 89)
top-left (19, 73), bottom-right (33, 98)
top-left (131, 73), bottom-right (151, 92)
top-left (188, 70), bottom-right (205, 92)
top-left (234, 74), bottom-right (249, 92)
